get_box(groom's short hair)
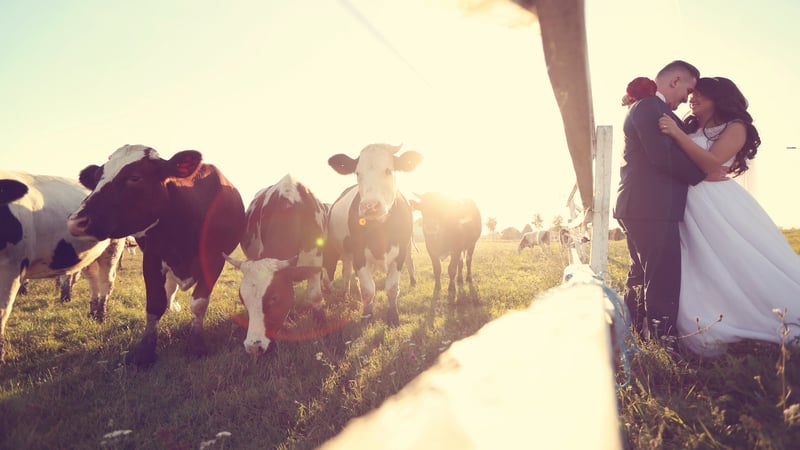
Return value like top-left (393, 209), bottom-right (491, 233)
top-left (657, 60), bottom-right (700, 80)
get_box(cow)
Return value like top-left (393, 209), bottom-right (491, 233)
top-left (66, 145), bottom-right (246, 367)
top-left (55, 237), bottom-right (125, 321)
top-left (517, 230), bottom-right (552, 254)
top-left (409, 192), bottom-right (481, 296)
top-left (223, 174), bottom-right (325, 355)
top-left (608, 227), bottom-right (625, 241)
top-left (0, 171), bottom-right (121, 362)
top-left (324, 143), bottom-right (422, 326)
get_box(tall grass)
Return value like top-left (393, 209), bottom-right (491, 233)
top-left (2, 235), bottom-right (799, 449)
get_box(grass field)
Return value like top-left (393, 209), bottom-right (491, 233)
top-left (1, 235), bottom-right (799, 449)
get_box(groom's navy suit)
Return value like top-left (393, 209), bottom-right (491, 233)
top-left (613, 94), bottom-right (705, 337)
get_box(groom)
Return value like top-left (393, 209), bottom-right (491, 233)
top-left (613, 60), bottom-right (706, 338)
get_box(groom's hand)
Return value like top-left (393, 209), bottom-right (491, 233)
top-left (704, 166), bottom-right (730, 182)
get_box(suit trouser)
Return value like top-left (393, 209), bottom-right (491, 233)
top-left (617, 218), bottom-right (682, 337)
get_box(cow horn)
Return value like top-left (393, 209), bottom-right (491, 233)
top-left (222, 252), bottom-right (243, 269)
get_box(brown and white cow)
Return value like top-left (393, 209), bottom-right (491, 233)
top-left (324, 144), bottom-right (422, 326)
top-left (223, 174), bottom-right (325, 355)
top-left (0, 171), bottom-right (121, 362)
top-left (66, 145), bottom-right (246, 367)
top-left (409, 192), bottom-right (481, 296)
top-left (517, 230), bottom-right (551, 254)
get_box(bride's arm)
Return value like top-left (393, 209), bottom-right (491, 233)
top-left (658, 115), bottom-right (747, 174)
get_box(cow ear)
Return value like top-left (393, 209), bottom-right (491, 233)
top-left (78, 165), bottom-right (103, 190)
top-left (169, 150), bottom-right (203, 178)
top-left (283, 265), bottom-right (322, 283)
top-left (0, 179), bottom-right (28, 204)
top-left (328, 154), bottom-right (358, 175)
top-left (394, 151), bottom-right (422, 172)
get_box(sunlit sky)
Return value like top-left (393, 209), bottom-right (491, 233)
top-left (2, 0), bottom-right (799, 230)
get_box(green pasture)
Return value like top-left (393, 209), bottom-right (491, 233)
top-left (1, 234), bottom-right (799, 449)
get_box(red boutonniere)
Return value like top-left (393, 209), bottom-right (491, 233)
top-left (621, 77), bottom-right (657, 106)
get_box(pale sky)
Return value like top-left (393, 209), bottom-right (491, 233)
top-left (2, 0), bottom-right (799, 230)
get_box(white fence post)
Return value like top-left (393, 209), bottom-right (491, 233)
top-left (590, 125), bottom-right (613, 275)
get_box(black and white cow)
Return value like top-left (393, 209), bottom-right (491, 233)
top-left (223, 174), bottom-right (325, 355)
top-left (67, 145), bottom-right (246, 367)
top-left (517, 230), bottom-right (552, 254)
top-left (409, 192), bottom-right (481, 296)
top-left (324, 144), bottom-right (422, 326)
top-left (0, 171), bottom-right (121, 362)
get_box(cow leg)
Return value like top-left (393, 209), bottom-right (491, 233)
top-left (465, 246), bottom-right (475, 283)
top-left (406, 249), bottom-right (416, 288)
top-left (321, 247), bottom-right (338, 296)
top-left (0, 274), bottom-right (23, 363)
top-left (17, 279), bottom-right (28, 296)
top-left (431, 254), bottom-right (442, 294)
top-left (385, 264), bottom-right (401, 327)
top-left (57, 273), bottom-right (78, 303)
top-left (456, 252), bottom-right (465, 286)
top-left (84, 261), bottom-right (105, 321)
top-left (447, 254), bottom-right (459, 294)
top-left (342, 258), bottom-right (356, 299)
top-left (87, 240), bottom-right (122, 323)
top-left (164, 271), bottom-right (182, 313)
top-left (129, 260), bottom-right (168, 368)
top-left (188, 293), bottom-right (210, 358)
top-left (356, 266), bottom-right (376, 321)
top-left (307, 272), bottom-right (326, 327)
top-left (187, 257), bottom-right (224, 358)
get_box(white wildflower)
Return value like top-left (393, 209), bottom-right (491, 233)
top-left (199, 439), bottom-right (217, 450)
top-left (216, 431), bottom-right (232, 438)
top-left (102, 429), bottom-right (132, 439)
top-left (315, 352), bottom-right (324, 361)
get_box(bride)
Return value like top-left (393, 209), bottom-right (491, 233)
top-left (657, 76), bottom-right (800, 356)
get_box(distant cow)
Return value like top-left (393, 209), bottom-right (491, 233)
top-left (223, 174), bottom-right (325, 355)
top-left (409, 192), bottom-right (481, 296)
top-left (517, 230), bottom-right (552, 254)
top-left (0, 172), bottom-right (120, 362)
top-left (324, 143), bottom-right (422, 326)
top-left (608, 227), bottom-right (625, 241)
top-left (67, 145), bottom-right (246, 367)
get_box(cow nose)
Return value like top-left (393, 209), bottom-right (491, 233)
top-left (244, 338), bottom-right (274, 356)
top-left (359, 200), bottom-right (385, 218)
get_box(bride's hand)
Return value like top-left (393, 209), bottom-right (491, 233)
top-left (658, 114), bottom-right (680, 137)
top-left (704, 166), bottom-right (730, 182)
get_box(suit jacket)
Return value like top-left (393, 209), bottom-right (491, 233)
top-left (613, 96), bottom-right (706, 221)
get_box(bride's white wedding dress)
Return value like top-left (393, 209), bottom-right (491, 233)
top-left (677, 123), bottom-right (800, 356)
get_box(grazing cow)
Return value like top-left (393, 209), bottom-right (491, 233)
top-left (409, 192), bottom-right (481, 296)
top-left (0, 172), bottom-right (119, 362)
top-left (517, 230), bottom-right (552, 254)
top-left (223, 174), bottom-right (325, 355)
top-left (66, 145), bottom-right (246, 367)
top-left (558, 227), bottom-right (572, 250)
top-left (324, 143), bottom-right (422, 325)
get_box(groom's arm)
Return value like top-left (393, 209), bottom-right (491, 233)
top-left (630, 97), bottom-right (706, 186)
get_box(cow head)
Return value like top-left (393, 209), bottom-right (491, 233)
top-left (67, 145), bottom-right (202, 240)
top-left (223, 253), bottom-right (321, 355)
top-left (328, 144), bottom-right (422, 221)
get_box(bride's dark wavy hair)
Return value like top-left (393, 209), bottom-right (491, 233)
top-left (684, 77), bottom-right (761, 177)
